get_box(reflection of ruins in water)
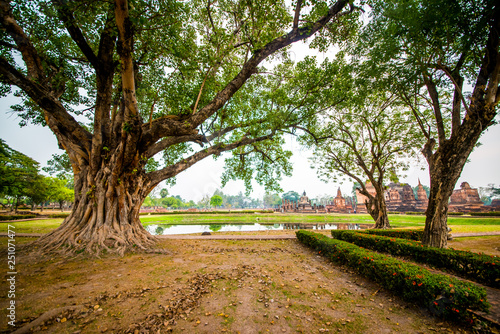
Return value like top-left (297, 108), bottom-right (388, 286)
top-left (282, 223), bottom-right (371, 230)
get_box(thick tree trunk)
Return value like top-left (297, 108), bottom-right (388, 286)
top-left (423, 122), bottom-right (488, 248)
top-left (35, 164), bottom-right (157, 256)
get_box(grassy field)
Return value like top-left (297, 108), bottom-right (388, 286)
top-left (1, 213), bottom-right (499, 234)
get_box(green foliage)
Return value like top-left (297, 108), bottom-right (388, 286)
top-left (42, 152), bottom-right (73, 186)
top-left (365, 229), bottom-right (424, 241)
top-left (470, 212), bottom-right (500, 217)
top-left (0, 138), bottom-right (40, 200)
top-left (297, 230), bottom-right (489, 322)
top-left (0, 214), bottom-right (37, 221)
top-left (48, 213), bottom-right (70, 218)
top-left (282, 191), bottom-right (300, 202)
top-left (262, 193), bottom-right (281, 208)
top-left (160, 188), bottom-right (169, 198)
top-left (1, 0), bottom-right (362, 199)
top-left (331, 230), bottom-right (500, 288)
top-left (139, 210), bottom-right (274, 215)
top-left (210, 195), bottom-right (223, 208)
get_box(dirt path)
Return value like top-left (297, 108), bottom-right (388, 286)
top-left (3, 238), bottom-right (497, 333)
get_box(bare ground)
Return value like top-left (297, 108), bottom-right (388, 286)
top-left (1, 233), bottom-right (499, 334)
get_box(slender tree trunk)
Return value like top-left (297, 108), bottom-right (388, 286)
top-left (360, 183), bottom-right (391, 229)
top-left (366, 192), bottom-right (390, 229)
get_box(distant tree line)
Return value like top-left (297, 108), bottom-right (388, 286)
top-left (0, 139), bottom-right (74, 212)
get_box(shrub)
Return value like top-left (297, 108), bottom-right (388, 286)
top-left (138, 210), bottom-right (275, 215)
top-left (331, 230), bottom-right (500, 288)
top-left (448, 212), bottom-right (465, 216)
top-left (404, 212), bottom-right (426, 215)
top-left (470, 212), bottom-right (500, 216)
top-left (0, 214), bottom-right (37, 221)
top-left (48, 213), bottom-right (70, 218)
top-left (365, 229), bottom-right (424, 241)
top-left (297, 230), bottom-right (489, 322)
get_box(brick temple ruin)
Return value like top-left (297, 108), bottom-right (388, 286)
top-left (281, 191), bottom-right (327, 213)
top-left (448, 182), bottom-right (486, 212)
top-left (355, 180), bottom-right (429, 213)
top-left (281, 189), bottom-right (354, 213)
top-left (281, 181), bottom-right (493, 214)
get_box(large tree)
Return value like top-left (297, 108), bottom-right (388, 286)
top-left (307, 92), bottom-right (423, 228)
top-left (0, 0), bottom-right (358, 254)
top-left (358, 0), bottom-right (500, 247)
top-left (0, 138), bottom-right (40, 211)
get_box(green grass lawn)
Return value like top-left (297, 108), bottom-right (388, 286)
top-left (1, 213), bottom-right (499, 234)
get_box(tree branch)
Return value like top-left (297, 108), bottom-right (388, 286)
top-left (146, 134), bottom-right (208, 158)
top-left (143, 0), bottom-right (351, 146)
top-left (146, 133), bottom-right (274, 186)
top-left (0, 56), bottom-right (92, 146)
top-left (293, 0), bottom-right (303, 29)
top-left (423, 74), bottom-right (446, 145)
top-left (0, 0), bottom-right (44, 80)
top-left (53, 0), bottom-right (100, 69)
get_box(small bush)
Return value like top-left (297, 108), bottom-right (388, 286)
top-left (448, 212), bottom-right (465, 216)
top-left (365, 229), bottom-right (424, 241)
top-left (0, 214), bottom-right (37, 221)
top-left (331, 230), bottom-right (500, 288)
top-left (48, 213), bottom-right (70, 218)
top-left (297, 230), bottom-right (489, 322)
top-left (470, 212), bottom-right (500, 216)
top-left (138, 210), bottom-right (274, 215)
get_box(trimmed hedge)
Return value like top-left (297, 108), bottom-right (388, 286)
top-left (331, 230), bottom-right (500, 288)
top-left (448, 212), bottom-right (465, 216)
top-left (48, 213), bottom-right (70, 218)
top-left (139, 210), bottom-right (274, 215)
top-left (365, 229), bottom-right (424, 241)
top-left (404, 212), bottom-right (426, 215)
top-left (0, 214), bottom-right (37, 221)
top-left (470, 212), bottom-right (500, 216)
top-left (297, 230), bottom-right (489, 322)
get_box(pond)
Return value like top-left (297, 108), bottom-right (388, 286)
top-left (144, 223), bottom-right (371, 235)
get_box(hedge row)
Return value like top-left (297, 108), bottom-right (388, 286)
top-left (365, 229), bottom-right (424, 241)
top-left (470, 212), bottom-right (500, 216)
top-left (48, 213), bottom-right (70, 218)
top-left (0, 214), bottom-right (37, 221)
top-left (296, 230), bottom-right (489, 322)
top-left (139, 210), bottom-right (274, 215)
top-left (331, 230), bottom-right (500, 288)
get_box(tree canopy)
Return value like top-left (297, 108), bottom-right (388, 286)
top-left (0, 0), bottom-right (361, 254)
top-left (351, 0), bottom-right (500, 246)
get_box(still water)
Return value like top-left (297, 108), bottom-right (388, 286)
top-left (145, 223), bottom-right (368, 235)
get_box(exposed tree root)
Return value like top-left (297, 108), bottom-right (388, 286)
top-left (12, 305), bottom-right (84, 334)
top-left (31, 203), bottom-right (165, 257)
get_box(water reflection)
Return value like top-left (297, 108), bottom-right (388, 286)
top-left (144, 223), bottom-right (370, 235)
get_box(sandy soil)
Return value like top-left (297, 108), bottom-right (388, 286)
top-left (3, 234), bottom-right (499, 334)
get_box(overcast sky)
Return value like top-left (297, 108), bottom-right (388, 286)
top-left (1, 96), bottom-right (499, 202)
